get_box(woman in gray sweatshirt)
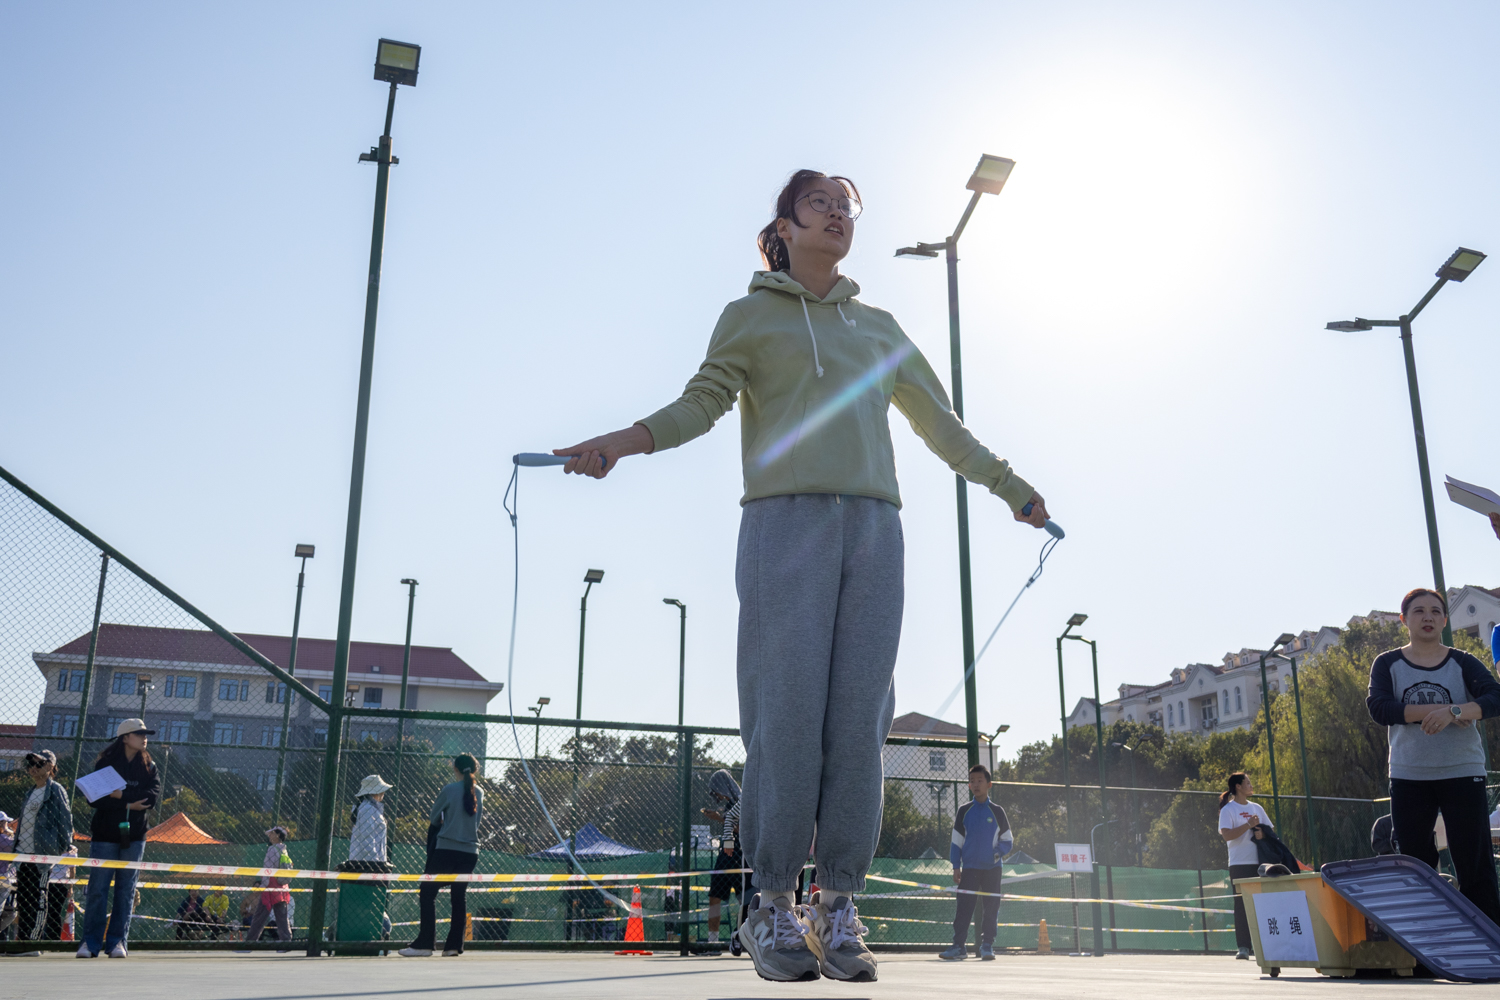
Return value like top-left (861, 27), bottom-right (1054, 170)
top-left (1367, 587), bottom-right (1500, 925)
top-left (399, 754), bottom-right (483, 957)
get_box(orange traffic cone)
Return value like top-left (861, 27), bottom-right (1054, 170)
top-left (61, 899), bottom-right (75, 942)
top-left (615, 886), bottom-right (653, 956)
top-left (1037, 918), bottom-right (1051, 954)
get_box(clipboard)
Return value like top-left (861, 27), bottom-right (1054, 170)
top-left (1444, 475), bottom-right (1500, 518)
top-left (75, 765), bottom-right (126, 804)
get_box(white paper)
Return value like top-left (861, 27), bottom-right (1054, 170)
top-left (1445, 475), bottom-right (1500, 517)
top-left (1054, 843), bottom-right (1093, 872)
top-left (1247, 890), bottom-right (1319, 963)
top-left (74, 766), bottom-right (126, 804)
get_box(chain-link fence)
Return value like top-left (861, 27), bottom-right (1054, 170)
top-left (0, 462), bottom-right (1413, 954)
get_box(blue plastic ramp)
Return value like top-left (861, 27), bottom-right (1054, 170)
top-left (1321, 855), bottom-right (1500, 982)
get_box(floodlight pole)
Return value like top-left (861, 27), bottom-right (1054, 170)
top-left (1063, 630), bottom-right (1107, 954)
top-left (1256, 647), bottom-right (1285, 832)
top-left (393, 578), bottom-right (418, 813)
top-left (272, 550), bottom-right (312, 825)
top-left (1286, 655), bottom-right (1319, 867)
top-left (307, 77), bottom-right (402, 956)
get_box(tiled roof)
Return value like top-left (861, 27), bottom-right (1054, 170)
top-left (43, 623), bottom-right (492, 685)
top-left (889, 711), bottom-right (969, 740)
top-left (0, 724), bottom-right (33, 750)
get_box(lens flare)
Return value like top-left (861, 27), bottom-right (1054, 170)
top-left (755, 343), bottom-right (914, 469)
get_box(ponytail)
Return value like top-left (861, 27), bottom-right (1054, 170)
top-left (454, 754), bottom-right (478, 816)
top-left (756, 169), bottom-right (861, 274)
top-left (1220, 772), bottom-right (1249, 807)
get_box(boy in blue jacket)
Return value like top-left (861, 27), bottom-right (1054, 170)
top-left (940, 765), bottom-right (1012, 961)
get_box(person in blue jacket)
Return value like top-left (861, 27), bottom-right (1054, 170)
top-left (939, 764), bottom-right (1012, 961)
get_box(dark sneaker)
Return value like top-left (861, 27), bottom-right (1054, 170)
top-left (803, 892), bottom-right (877, 982)
top-left (939, 944), bottom-right (968, 961)
top-left (735, 894), bottom-right (820, 982)
top-left (980, 943), bottom-right (995, 960)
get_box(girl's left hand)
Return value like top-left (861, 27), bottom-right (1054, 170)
top-left (125, 801), bottom-right (149, 811)
top-left (1420, 708), bottom-right (1454, 734)
top-left (1014, 493), bottom-right (1049, 529)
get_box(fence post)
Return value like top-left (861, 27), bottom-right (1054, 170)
top-left (1197, 869), bottom-right (1209, 952)
top-left (305, 699), bottom-right (344, 955)
top-left (69, 553), bottom-right (109, 791)
top-left (679, 728), bottom-right (692, 956)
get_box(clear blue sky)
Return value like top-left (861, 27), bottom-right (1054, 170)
top-left (5, 3), bottom-right (1500, 753)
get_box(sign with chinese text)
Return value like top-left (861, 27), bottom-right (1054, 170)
top-left (1247, 890), bottom-right (1318, 963)
top-left (1053, 843), bottom-right (1093, 872)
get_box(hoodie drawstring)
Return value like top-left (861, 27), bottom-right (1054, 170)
top-left (836, 303), bottom-right (856, 329)
top-left (800, 298), bottom-right (824, 378)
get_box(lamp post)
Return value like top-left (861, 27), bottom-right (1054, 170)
top-left (392, 578), bottom-right (418, 811)
top-left (1059, 614), bottom-right (1107, 955)
top-left (1285, 648), bottom-right (1320, 868)
top-left (897, 154), bottom-right (1017, 767)
top-left (136, 675), bottom-right (153, 722)
top-left (1255, 635), bottom-right (1294, 832)
top-left (1111, 742), bottom-right (1140, 867)
top-left (1326, 247), bottom-right (1486, 646)
top-left (307, 38), bottom-right (421, 955)
top-left (572, 569), bottom-right (604, 856)
top-left (1055, 612), bottom-right (1089, 841)
top-left (986, 723), bottom-right (1010, 775)
top-left (529, 697), bottom-right (551, 757)
top-left (663, 599), bottom-right (687, 726)
top-left (273, 543), bottom-right (313, 826)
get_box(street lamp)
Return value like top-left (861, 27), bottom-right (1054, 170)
top-left (1255, 634), bottom-right (1296, 832)
top-left (529, 697), bottom-right (551, 756)
top-left (1057, 612), bottom-right (1107, 955)
top-left (1111, 742), bottom-right (1140, 867)
top-left (1326, 246), bottom-right (1486, 645)
top-left (1256, 632), bottom-right (1319, 866)
top-left (985, 724), bottom-right (1010, 774)
top-left (136, 675), bottom-right (154, 721)
top-left (896, 153), bottom-right (1017, 767)
top-left (308, 37), bottom-right (422, 954)
top-left (572, 569), bottom-right (604, 859)
top-left (273, 543), bottom-right (314, 826)
top-left (1056, 612), bottom-right (1089, 835)
top-left (663, 599), bottom-right (687, 726)
top-left (393, 578), bottom-right (419, 811)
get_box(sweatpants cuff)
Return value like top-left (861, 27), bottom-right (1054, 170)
top-left (755, 874), bottom-right (803, 895)
top-left (816, 867), bottom-right (867, 895)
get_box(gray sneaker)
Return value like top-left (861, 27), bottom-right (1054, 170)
top-left (735, 894), bottom-right (821, 982)
top-left (804, 891), bottom-right (878, 982)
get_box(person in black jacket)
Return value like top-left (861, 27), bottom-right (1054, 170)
top-left (78, 719), bottom-right (161, 959)
top-left (1366, 588), bottom-right (1500, 926)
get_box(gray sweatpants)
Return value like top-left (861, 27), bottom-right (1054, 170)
top-left (736, 493), bottom-right (903, 895)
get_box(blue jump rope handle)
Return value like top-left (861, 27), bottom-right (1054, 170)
top-left (1022, 502), bottom-right (1066, 540)
top-left (514, 452), bottom-right (609, 470)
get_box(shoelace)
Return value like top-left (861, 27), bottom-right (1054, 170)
top-left (826, 904), bottom-right (868, 950)
top-left (772, 907), bottom-right (809, 950)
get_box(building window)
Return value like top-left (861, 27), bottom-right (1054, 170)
top-left (261, 726), bottom-right (283, 748)
top-left (1235, 687), bottom-right (1243, 713)
top-left (164, 675), bottom-right (196, 700)
top-left (266, 681), bottom-right (287, 704)
top-left (213, 723), bottom-right (244, 745)
top-left (369, 664), bottom-right (381, 673)
top-left (256, 769), bottom-right (277, 791)
top-left (358, 729), bottom-right (381, 743)
top-left (50, 714), bottom-right (79, 737)
top-left (318, 685), bottom-right (333, 702)
top-left (928, 750), bottom-right (946, 772)
top-left (312, 728), bottom-right (327, 744)
top-left (111, 672), bottom-right (137, 695)
top-left (57, 669), bottom-right (85, 693)
top-left (363, 687), bottom-right (383, 707)
top-left (164, 720), bottom-right (190, 742)
top-left (219, 679), bottom-right (239, 700)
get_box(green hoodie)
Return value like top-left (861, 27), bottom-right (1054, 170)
top-left (638, 271), bottom-right (1033, 510)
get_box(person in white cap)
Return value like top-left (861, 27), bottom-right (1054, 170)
top-left (79, 719), bottom-right (159, 958)
top-left (348, 774), bottom-right (393, 866)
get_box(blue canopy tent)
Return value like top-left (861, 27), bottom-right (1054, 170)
top-left (526, 823), bottom-right (647, 861)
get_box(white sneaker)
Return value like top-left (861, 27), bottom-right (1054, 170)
top-left (442, 949), bottom-right (461, 956)
top-left (76, 944), bottom-right (94, 958)
top-left (735, 894), bottom-right (820, 982)
top-left (803, 891), bottom-right (877, 982)
top-left (108, 943), bottom-right (128, 958)
top-left (14, 951), bottom-right (42, 957)
top-left (398, 947), bottom-right (432, 957)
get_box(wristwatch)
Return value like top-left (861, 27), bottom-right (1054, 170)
top-left (1450, 705), bottom-right (1463, 718)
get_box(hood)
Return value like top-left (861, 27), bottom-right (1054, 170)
top-left (749, 270), bottom-right (860, 304)
top-left (709, 769), bottom-right (741, 804)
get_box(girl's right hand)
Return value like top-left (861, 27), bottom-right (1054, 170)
top-left (555, 425), bottom-right (655, 479)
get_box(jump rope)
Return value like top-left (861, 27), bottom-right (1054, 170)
top-left (503, 453), bottom-right (1065, 904)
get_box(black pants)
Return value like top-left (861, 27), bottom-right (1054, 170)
top-left (1391, 776), bottom-right (1500, 926)
top-left (14, 864), bottom-right (50, 941)
top-left (952, 867), bottom-right (1002, 948)
top-left (411, 848), bottom-right (477, 952)
top-left (1229, 863), bottom-right (1260, 951)
top-left (44, 882), bottom-right (70, 940)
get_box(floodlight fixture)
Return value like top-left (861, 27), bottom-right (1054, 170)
top-left (1437, 247), bottom-right (1486, 282)
top-left (374, 39), bottom-right (421, 87)
top-left (1273, 632), bottom-right (1297, 648)
top-left (347, 684), bottom-right (360, 692)
top-left (895, 243), bottom-right (942, 260)
top-left (966, 154), bottom-right (1016, 196)
top-left (294, 543), bottom-right (316, 558)
top-left (1067, 613), bottom-right (1089, 627)
top-left (1325, 319), bottom-right (1375, 332)
top-left (137, 674), bottom-right (153, 684)
top-left (536, 697), bottom-right (551, 707)
top-left (401, 578), bottom-right (418, 586)
top-left (997, 724), bottom-right (1011, 733)
top-left (584, 569), bottom-right (605, 584)
top-left (663, 598), bottom-right (684, 608)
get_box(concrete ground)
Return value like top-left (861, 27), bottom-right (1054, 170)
top-left (0, 951), bottom-right (1475, 1000)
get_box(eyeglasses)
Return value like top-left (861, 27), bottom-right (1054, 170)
top-left (796, 192), bottom-right (862, 221)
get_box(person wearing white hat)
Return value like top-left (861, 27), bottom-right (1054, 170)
top-left (348, 774), bottom-right (393, 865)
top-left (79, 719), bottom-right (159, 958)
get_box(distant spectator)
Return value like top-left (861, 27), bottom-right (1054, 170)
top-left (938, 765), bottom-right (1012, 962)
top-left (203, 887), bottom-right (230, 939)
top-left (1371, 813), bottom-right (1396, 855)
top-left (242, 826), bottom-right (293, 948)
top-left (701, 769), bottom-right (742, 946)
top-left (45, 846), bottom-right (78, 940)
top-left (1218, 772), bottom-right (1271, 961)
top-left (0, 811), bottom-right (15, 940)
top-left (348, 774), bottom-right (393, 865)
top-left (399, 754), bottom-right (483, 958)
top-left (79, 720), bottom-right (160, 959)
top-left (175, 887), bottom-right (209, 940)
top-left (1366, 587), bottom-right (1500, 926)
top-left (13, 749), bottom-right (73, 956)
